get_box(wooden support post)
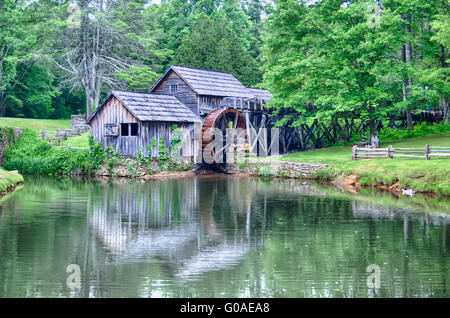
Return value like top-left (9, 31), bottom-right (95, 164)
top-left (352, 145), bottom-right (357, 160)
top-left (425, 144), bottom-right (430, 160)
top-left (387, 145), bottom-right (393, 159)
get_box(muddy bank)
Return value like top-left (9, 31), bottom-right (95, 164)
top-left (333, 174), bottom-right (417, 195)
top-left (0, 181), bottom-right (23, 196)
top-left (0, 169), bottom-right (24, 196)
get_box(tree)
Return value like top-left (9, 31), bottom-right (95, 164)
top-left (0, 0), bottom-right (39, 116)
top-left (175, 13), bottom-right (260, 86)
top-left (5, 62), bottom-right (59, 118)
top-left (263, 0), bottom-right (403, 137)
top-left (49, 0), bottom-right (160, 116)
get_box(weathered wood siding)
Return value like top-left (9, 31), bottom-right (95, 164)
top-left (90, 96), bottom-right (195, 157)
top-left (152, 70), bottom-right (199, 115)
top-left (198, 95), bottom-right (224, 114)
top-left (90, 96), bottom-right (138, 156)
top-left (140, 121), bottom-right (195, 158)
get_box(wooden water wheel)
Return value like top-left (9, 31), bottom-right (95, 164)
top-left (202, 108), bottom-right (247, 171)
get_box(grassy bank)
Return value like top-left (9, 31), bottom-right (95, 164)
top-left (2, 128), bottom-right (93, 174)
top-left (0, 117), bottom-right (89, 148)
top-left (2, 127), bottom-right (191, 177)
top-left (0, 168), bottom-right (24, 193)
top-left (282, 132), bottom-right (450, 196)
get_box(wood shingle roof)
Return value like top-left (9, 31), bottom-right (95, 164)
top-left (88, 90), bottom-right (201, 123)
top-left (151, 65), bottom-right (254, 98)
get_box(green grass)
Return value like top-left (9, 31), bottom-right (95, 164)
top-left (0, 168), bottom-right (24, 192)
top-left (0, 117), bottom-right (70, 133)
top-left (0, 117), bottom-right (89, 148)
top-left (61, 131), bottom-right (90, 148)
top-left (282, 132), bottom-right (450, 196)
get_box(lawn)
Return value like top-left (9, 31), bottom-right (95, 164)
top-left (60, 131), bottom-right (90, 148)
top-left (0, 116), bottom-right (89, 149)
top-left (282, 132), bottom-right (450, 195)
top-left (0, 117), bottom-right (70, 133)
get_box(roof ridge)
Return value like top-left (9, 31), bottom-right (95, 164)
top-left (171, 64), bottom-right (235, 75)
top-left (112, 90), bottom-right (179, 98)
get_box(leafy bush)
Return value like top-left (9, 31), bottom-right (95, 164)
top-left (105, 145), bottom-right (119, 175)
top-left (3, 129), bottom-right (103, 174)
top-left (375, 122), bottom-right (450, 143)
top-left (88, 135), bottom-right (105, 169)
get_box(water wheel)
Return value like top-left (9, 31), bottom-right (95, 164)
top-left (202, 108), bottom-right (247, 172)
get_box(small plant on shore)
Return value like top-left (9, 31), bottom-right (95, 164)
top-left (126, 160), bottom-right (138, 176)
top-left (157, 136), bottom-right (170, 165)
top-left (88, 135), bottom-right (105, 169)
top-left (257, 165), bottom-right (273, 177)
top-left (146, 144), bottom-right (153, 159)
top-left (136, 147), bottom-right (146, 167)
top-left (105, 145), bottom-right (119, 175)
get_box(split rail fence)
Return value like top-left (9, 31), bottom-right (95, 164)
top-left (352, 145), bottom-right (450, 160)
top-left (41, 129), bottom-right (89, 150)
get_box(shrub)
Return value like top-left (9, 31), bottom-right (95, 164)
top-left (3, 129), bottom-right (100, 175)
top-left (376, 122), bottom-right (450, 143)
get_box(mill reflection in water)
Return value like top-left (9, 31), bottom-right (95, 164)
top-left (89, 177), bottom-right (268, 278)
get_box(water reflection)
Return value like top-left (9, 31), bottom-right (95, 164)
top-left (0, 176), bottom-right (449, 297)
top-left (89, 177), bottom-right (267, 279)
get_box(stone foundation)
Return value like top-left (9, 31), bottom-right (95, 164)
top-left (226, 161), bottom-right (328, 178)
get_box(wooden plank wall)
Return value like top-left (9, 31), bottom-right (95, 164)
top-left (90, 96), bottom-right (195, 157)
top-left (90, 96), bottom-right (138, 156)
top-left (199, 95), bottom-right (224, 114)
top-left (152, 70), bottom-right (199, 115)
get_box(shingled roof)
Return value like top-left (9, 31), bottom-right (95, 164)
top-left (88, 90), bottom-right (200, 123)
top-left (150, 65), bottom-right (254, 98)
top-left (247, 88), bottom-right (272, 102)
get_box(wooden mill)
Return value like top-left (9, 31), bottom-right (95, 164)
top-left (87, 65), bottom-right (273, 167)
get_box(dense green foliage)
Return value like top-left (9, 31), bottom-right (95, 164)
top-left (1, 0), bottom-right (266, 119)
top-left (263, 0), bottom-right (449, 131)
top-left (2, 0), bottom-right (448, 145)
top-left (375, 122), bottom-right (450, 142)
top-left (3, 129), bottom-right (93, 174)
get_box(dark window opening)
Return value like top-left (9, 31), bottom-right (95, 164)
top-left (130, 123), bottom-right (138, 136)
top-left (121, 123), bottom-right (129, 136)
top-left (170, 84), bottom-right (178, 93)
top-left (121, 123), bottom-right (138, 136)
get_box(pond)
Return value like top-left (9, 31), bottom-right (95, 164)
top-left (0, 175), bottom-right (449, 298)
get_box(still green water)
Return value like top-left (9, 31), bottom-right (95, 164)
top-left (0, 175), bottom-right (449, 298)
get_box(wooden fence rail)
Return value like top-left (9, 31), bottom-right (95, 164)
top-left (41, 128), bottom-right (88, 150)
top-left (352, 144), bottom-right (450, 160)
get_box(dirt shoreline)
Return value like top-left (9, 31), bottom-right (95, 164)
top-left (332, 174), bottom-right (412, 195)
top-left (0, 181), bottom-right (24, 196)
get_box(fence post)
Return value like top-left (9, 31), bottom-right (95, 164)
top-left (41, 129), bottom-right (46, 140)
top-left (352, 145), bottom-right (357, 160)
top-left (425, 144), bottom-right (430, 160)
top-left (387, 145), bottom-right (393, 159)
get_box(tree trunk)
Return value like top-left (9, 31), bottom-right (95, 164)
top-left (440, 45), bottom-right (448, 124)
top-left (369, 119), bottom-right (376, 141)
top-left (443, 97), bottom-right (449, 124)
top-left (402, 17), bottom-right (414, 133)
